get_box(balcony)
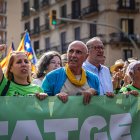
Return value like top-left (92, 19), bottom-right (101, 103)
top-left (55, 0), bottom-right (64, 2)
top-left (40, 24), bottom-right (50, 34)
top-left (117, 0), bottom-right (139, 13)
top-left (40, 0), bottom-right (50, 10)
top-left (0, 9), bottom-right (6, 16)
top-left (22, 11), bottom-right (30, 19)
top-left (0, 39), bottom-right (6, 44)
top-left (109, 32), bottom-right (140, 44)
top-left (56, 19), bottom-right (67, 28)
top-left (81, 5), bottom-right (98, 17)
top-left (61, 42), bottom-right (70, 53)
top-left (30, 28), bottom-right (40, 38)
top-left (0, 24), bottom-right (6, 29)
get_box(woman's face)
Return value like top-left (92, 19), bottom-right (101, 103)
top-left (46, 56), bottom-right (61, 73)
top-left (10, 53), bottom-right (31, 79)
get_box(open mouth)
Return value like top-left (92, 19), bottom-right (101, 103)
top-left (70, 59), bottom-right (77, 63)
top-left (21, 69), bottom-right (28, 73)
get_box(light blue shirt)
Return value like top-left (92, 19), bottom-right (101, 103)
top-left (83, 60), bottom-right (113, 95)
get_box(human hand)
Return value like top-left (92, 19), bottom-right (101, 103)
top-left (112, 72), bottom-right (122, 89)
top-left (105, 92), bottom-right (115, 98)
top-left (57, 92), bottom-right (68, 103)
top-left (126, 90), bottom-right (139, 97)
top-left (0, 44), bottom-right (7, 53)
top-left (123, 74), bottom-right (131, 86)
top-left (86, 88), bottom-right (97, 95)
top-left (82, 91), bottom-right (93, 105)
top-left (36, 93), bottom-right (48, 100)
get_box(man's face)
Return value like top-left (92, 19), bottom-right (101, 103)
top-left (88, 40), bottom-right (104, 62)
top-left (67, 43), bottom-right (88, 69)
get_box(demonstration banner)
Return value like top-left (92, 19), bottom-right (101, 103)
top-left (0, 95), bottom-right (140, 140)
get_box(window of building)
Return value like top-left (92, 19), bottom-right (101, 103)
top-left (61, 5), bottom-right (67, 18)
top-left (119, 0), bottom-right (135, 9)
top-left (45, 37), bottom-right (50, 51)
top-left (41, 0), bottom-right (49, 5)
top-left (34, 0), bottom-right (39, 11)
top-left (23, 1), bottom-right (30, 16)
top-left (89, 24), bottom-right (97, 38)
top-left (122, 0), bottom-right (130, 7)
top-left (60, 32), bottom-right (67, 53)
top-left (0, 1), bottom-right (6, 13)
top-left (74, 27), bottom-right (80, 40)
top-left (45, 14), bottom-right (49, 30)
top-left (72, 0), bottom-right (81, 19)
top-left (24, 22), bottom-right (30, 33)
top-left (123, 49), bottom-right (132, 60)
top-left (89, 0), bottom-right (98, 11)
top-left (34, 40), bottom-right (39, 53)
top-left (34, 17), bottom-right (40, 34)
top-left (121, 18), bottom-right (134, 34)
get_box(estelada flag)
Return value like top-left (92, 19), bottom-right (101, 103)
top-left (17, 32), bottom-right (37, 64)
top-left (0, 42), bottom-right (15, 70)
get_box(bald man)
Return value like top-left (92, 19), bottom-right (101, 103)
top-left (42, 40), bottom-right (100, 104)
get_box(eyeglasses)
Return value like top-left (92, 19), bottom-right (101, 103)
top-left (88, 45), bottom-right (104, 50)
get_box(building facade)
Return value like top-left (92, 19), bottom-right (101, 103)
top-left (0, 0), bottom-right (22, 58)
top-left (20, 0), bottom-right (140, 66)
top-left (0, 0), bottom-right (6, 45)
top-left (7, 0), bottom-right (22, 49)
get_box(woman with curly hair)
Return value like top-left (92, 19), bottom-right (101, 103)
top-left (32, 51), bottom-right (62, 86)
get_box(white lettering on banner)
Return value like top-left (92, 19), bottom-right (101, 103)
top-left (0, 113), bottom-right (132, 139)
top-left (80, 116), bottom-right (108, 140)
top-left (0, 121), bottom-right (8, 136)
top-left (11, 120), bottom-right (43, 140)
top-left (110, 113), bottom-right (132, 140)
top-left (44, 118), bottom-right (78, 140)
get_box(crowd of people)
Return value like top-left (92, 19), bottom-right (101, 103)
top-left (0, 36), bottom-right (140, 103)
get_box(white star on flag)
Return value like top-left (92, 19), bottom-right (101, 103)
top-left (25, 42), bottom-right (30, 50)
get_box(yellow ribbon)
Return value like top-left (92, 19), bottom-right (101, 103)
top-left (65, 64), bottom-right (86, 86)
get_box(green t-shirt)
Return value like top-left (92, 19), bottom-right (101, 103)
top-left (119, 84), bottom-right (140, 94)
top-left (0, 76), bottom-right (43, 96)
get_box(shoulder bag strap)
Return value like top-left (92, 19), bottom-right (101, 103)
top-left (1, 80), bottom-right (11, 96)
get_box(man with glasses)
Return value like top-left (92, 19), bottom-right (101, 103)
top-left (83, 37), bottom-right (113, 95)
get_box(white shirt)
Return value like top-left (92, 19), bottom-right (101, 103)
top-left (60, 75), bottom-right (90, 96)
top-left (83, 60), bottom-right (113, 95)
top-left (32, 78), bottom-right (42, 87)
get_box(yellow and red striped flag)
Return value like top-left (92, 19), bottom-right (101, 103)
top-left (0, 42), bottom-right (15, 70)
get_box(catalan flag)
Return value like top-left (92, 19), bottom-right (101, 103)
top-left (0, 42), bottom-right (15, 70)
top-left (17, 32), bottom-right (37, 64)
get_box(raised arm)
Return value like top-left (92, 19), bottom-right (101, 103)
top-left (0, 44), bottom-right (7, 82)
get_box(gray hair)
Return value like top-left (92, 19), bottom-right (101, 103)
top-left (86, 37), bottom-right (102, 47)
top-left (126, 60), bottom-right (140, 80)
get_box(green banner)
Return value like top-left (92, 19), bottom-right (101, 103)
top-left (0, 95), bottom-right (140, 140)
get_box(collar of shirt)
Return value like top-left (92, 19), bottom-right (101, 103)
top-left (83, 60), bottom-right (103, 72)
